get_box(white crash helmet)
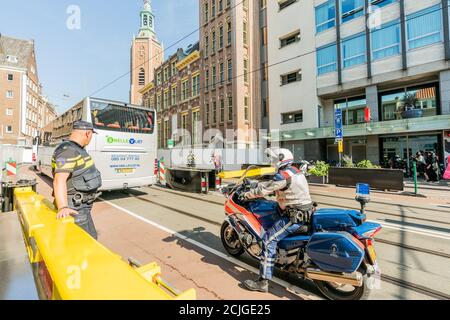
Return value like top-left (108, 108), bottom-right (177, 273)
top-left (265, 148), bottom-right (294, 170)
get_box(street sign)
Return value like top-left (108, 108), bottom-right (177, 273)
top-left (334, 108), bottom-right (343, 139)
top-left (168, 139), bottom-right (174, 149)
top-left (338, 140), bottom-right (344, 153)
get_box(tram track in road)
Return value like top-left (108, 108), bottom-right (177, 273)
top-left (149, 186), bottom-right (450, 227)
top-left (137, 187), bottom-right (450, 259)
top-left (380, 275), bottom-right (450, 300)
top-left (114, 188), bottom-right (450, 300)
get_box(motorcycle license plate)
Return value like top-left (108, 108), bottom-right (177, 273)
top-left (367, 245), bottom-right (377, 263)
top-left (116, 168), bottom-right (135, 174)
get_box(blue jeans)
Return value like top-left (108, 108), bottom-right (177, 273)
top-left (260, 216), bottom-right (302, 280)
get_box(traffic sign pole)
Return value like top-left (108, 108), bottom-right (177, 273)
top-left (334, 109), bottom-right (344, 166)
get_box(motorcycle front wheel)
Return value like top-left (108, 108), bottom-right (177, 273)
top-left (220, 221), bottom-right (244, 257)
top-left (313, 274), bottom-right (371, 300)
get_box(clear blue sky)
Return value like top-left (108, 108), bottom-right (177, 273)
top-left (0, 0), bottom-right (199, 113)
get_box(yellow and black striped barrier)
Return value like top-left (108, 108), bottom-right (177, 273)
top-left (14, 187), bottom-right (196, 300)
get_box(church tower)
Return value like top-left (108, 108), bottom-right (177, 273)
top-left (130, 0), bottom-right (163, 105)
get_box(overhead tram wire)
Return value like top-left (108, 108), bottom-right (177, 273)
top-left (88, 0), bottom-right (246, 98)
top-left (140, 3), bottom-right (450, 106)
top-left (88, 3), bottom-right (450, 102)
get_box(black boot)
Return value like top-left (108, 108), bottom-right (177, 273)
top-left (243, 277), bottom-right (269, 293)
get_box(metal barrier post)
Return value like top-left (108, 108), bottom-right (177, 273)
top-left (215, 172), bottom-right (222, 191)
top-left (1, 178), bottom-right (36, 212)
top-left (413, 161), bottom-right (418, 195)
top-left (159, 158), bottom-right (166, 186)
top-left (201, 173), bottom-right (207, 194)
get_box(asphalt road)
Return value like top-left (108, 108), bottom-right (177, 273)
top-left (98, 184), bottom-right (450, 300)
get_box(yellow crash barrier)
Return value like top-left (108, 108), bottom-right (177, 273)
top-left (217, 167), bottom-right (276, 179)
top-left (14, 187), bottom-right (196, 300)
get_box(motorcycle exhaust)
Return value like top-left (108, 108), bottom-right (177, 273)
top-left (305, 269), bottom-right (363, 287)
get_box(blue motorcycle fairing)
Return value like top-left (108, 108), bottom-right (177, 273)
top-left (312, 209), bottom-right (366, 232)
top-left (306, 232), bottom-right (365, 273)
top-left (278, 235), bottom-right (309, 250)
top-left (351, 221), bottom-right (382, 238)
top-left (245, 199), bottom-right (281, 230)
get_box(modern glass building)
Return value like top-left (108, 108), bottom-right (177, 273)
top-left (268, 0), bottom-right (450, 170)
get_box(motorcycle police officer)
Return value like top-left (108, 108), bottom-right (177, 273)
top-left (52, 121), bottom-right (102, 239)
top-left (241, 148), bottom-right (314, 292)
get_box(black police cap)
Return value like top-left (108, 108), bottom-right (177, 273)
top-left (73, 121), bottom-right (97, 133)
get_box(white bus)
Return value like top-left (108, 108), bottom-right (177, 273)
top-left (37, 97), bottom-right (158, 191)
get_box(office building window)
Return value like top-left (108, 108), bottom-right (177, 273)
top-left (370, 0), bottom-right (397, 9)
top-left (212, 101), bottom-right (217, 124)
top-left (280, 30), bottom-right (300, 48)
top-left (212, 65), bottom-right (217, 88)
top-left (192, 74), bottom-right (200, 97)
top-left (205, 35), bottom-right (209, 55)
top-left (219, 0), bottom-right (223, 12)
top-left (407, 5), bottom-right (442, 50)
top-left (7, 74), bottom-right (13, 81)
top-left (282, 111), bottom-right (303, 124)
top-left (279, 0), bottom-right (297, 11)
top-left (6, 125), bottom-right (13, 134)
top-left (244, 59), bottom-right (249, 83)
top-left (6, 108), bottom-right (13, 116)
top-left (163, 90), bottom-right (169, 109)
top-left (219, 25), bottom-right (224, 48)
top-left (156, 72), bottom-right (161, 85)
top-left (316, 0), bottom-right (336, 33)
top-left (227, 20), bottom-right (232, 45)
top-left (371, 20), bottom-right (400, 60)
top-left (212, 0), bottom-right (216, 17)
top-left (317, 43), bottom-right (337, 75)
top-left (228, 96), bottom-right (233, 121)
top-left (220, 99), bottom-right (225, 123)
top-left (220, 63), bottom-right (225, 84)
top-left (204, 2), bottom-right (209, 23)
top-left (171, 86), bottom-right (177, 105)
top-left (340, 0), bottom-right (364, 24)
top-left (212, 30), bottom-right (216, 52)
top-left (171, 61), bottom-right (177, 77)
top-left (342, 33), bottom-right (366, 68)
top-left (380, 84), bottom-right (438, 121)
top-left (244, 96), bottom-right (249, 121)
top-left (205, 69), bottom-right (210, 90)
top-left (335, 97), bottom-right (367, 125)
top-left (182, 80), bottom-right (189, 101)
top-left (227, 59), bottom-right (232, 81)
top-left (6, 90), bottom-right (13, 98)
top-left (281, 70), bottom-right (302, 85)
top-left (206, 103), bottom-right (210, 125)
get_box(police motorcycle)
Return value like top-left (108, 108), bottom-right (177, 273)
top-left (219, 165), bottom-right (382, 300)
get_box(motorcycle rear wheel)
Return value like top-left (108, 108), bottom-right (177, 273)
top-left (221, 221), bottom-right (245, 257)
top-left (313, 274), bottom-right (371, 300)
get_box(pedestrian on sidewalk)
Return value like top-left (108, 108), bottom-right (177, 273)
top-left (425, 152), bottom-right (438, 182)
top-left (443, 156), bottom-right (450, 180)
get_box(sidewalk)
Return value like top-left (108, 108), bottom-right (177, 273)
top-left (222, 177), bottom-right (450, 207)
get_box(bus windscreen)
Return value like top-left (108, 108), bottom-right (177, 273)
top-left (91, 101), bottom-right (154, 134)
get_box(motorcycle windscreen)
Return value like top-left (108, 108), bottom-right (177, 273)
top-left (306, 232), bottom-right (365, 274)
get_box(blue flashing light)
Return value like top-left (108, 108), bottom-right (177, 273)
top-left (356, 183), bottom-right (370, 196)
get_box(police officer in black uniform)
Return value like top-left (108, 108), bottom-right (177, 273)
top-left (52, 121), bottom-right (102, 239)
